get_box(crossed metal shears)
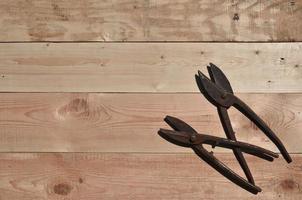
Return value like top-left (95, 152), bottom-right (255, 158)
top-left (158, 63), bottom-right (292, 194)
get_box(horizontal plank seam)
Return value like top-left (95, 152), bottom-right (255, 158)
top-left (0, 152), bottom-right (300, 154)
top-left (0, 92), bottom-right (301, 95)
top-left (0, 41), bottom-right (301, 44)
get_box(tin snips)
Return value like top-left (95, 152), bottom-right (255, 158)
top-left (158, 63), bottom-right (291, 194)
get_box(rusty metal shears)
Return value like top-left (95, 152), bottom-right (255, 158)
top-left (195, 63), bottom-right (291, 164)
top-left (159, 116), bottom-right (278, 194)
top-left (158, 63), bottom-right (291, 194)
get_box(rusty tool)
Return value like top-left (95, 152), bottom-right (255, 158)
top-left (195, 64), bottom-right (291, 163)
top-left (206, 63), bottom-right (254, 184)
top-left (158, 116), bottom-right (278, 194)
top-left (157, 63), bottom-right (291, 194)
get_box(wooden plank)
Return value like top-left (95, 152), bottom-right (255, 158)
top-left (0, 93), bottom-right (301, 153)
top-left (0, 153), bottom-right (300, 199)
top-left (0, 43), bottom-right (301, 93)
top-left (0, 0), bottom-right (301, 41)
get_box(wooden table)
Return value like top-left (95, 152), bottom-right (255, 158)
top-left (0, 0), bottom-right (301, 199)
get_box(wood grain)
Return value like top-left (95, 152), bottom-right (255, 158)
top-left (0, 43), bottom-right (302, 92)
top-left (0, 153), bottom-right (300, 199)
top-left (0, 93), bottom-right (301, 153)
top-left (0, 0), bottom-right (302, 41)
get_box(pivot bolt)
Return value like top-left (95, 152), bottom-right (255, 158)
top-left (221, 93), bottom-right (227, 99)
top-left (190, 134), bottom-right (197, 142)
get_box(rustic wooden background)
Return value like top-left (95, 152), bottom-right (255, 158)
top-left (0, 0), bottom-right (301, 199)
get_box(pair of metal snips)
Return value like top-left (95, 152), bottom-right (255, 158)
top-left (158, 63), bottom-right (291, 194)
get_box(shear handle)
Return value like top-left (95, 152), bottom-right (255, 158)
top-left (217, 106), bottom-right (255, 183)
top-left (192, 134), bottom-right (278, 160)
top-left (241, 148), bottom-right (274, 162)
top-left (192, 145), bottom-right (261, 194)
top-left (160, 128), bottom-right (278, 161)
top-left (207, 64), bottom-right (255, 184)
top-left (233, 96), bottom-right (292, 163)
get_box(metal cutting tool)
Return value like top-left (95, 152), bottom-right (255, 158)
top-left (158, 63), bottom-right (291, 194)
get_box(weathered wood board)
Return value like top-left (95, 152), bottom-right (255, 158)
top-left (0, 43), bottom-right (301, 92)
top-left (1, 0), bottom-right (302, 199)
top-left (0, 153), bottom-right (300, 199)
top-left (0, 0), bottom-right (301, 41)
top-left (0, 93), bottom-right (300, 153)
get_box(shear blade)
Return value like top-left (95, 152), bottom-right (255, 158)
top-left (158, 129), bottom-right (191, 147)
top-left (207, 63), bottom-right (233, 94)
top-left (164, 115), bottom-right (197, 134)
top-left (196, 71), bottom-right (233, 108)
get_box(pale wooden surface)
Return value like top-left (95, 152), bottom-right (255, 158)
top-left (0, 153), bottom-right (300, 200)
top-left (0, 93), bottom-right (300, 153)
top-left (1, 0), bottom-right (301, 199)
top-left (0, 43), bottom-right (301, 93)
top-left (0, 0), bottom-right (302, 42)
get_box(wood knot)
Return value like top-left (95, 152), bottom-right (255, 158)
top-left (78, 177), bottom-right (83, 184)
top-left (52, 3), bottom-right (59, 11)
top-left (280, 57), bottom-right (286, 65)
top-left (53, 183), bottom-right (73, 195)
top-left (56, 98), bottom-right (90, 120)
top-left (58, 98), bottom-right (89, 116)
top-left (56, 97), bottom-right (110, 123)
top-left (233, 13), bottom-right (239, 21)
top-left (51, 2), bottom-right (69, 21)
top-left (280, 179), bottom-right (297, 190)
top-left (62, 98), bottom-right (89, 114)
